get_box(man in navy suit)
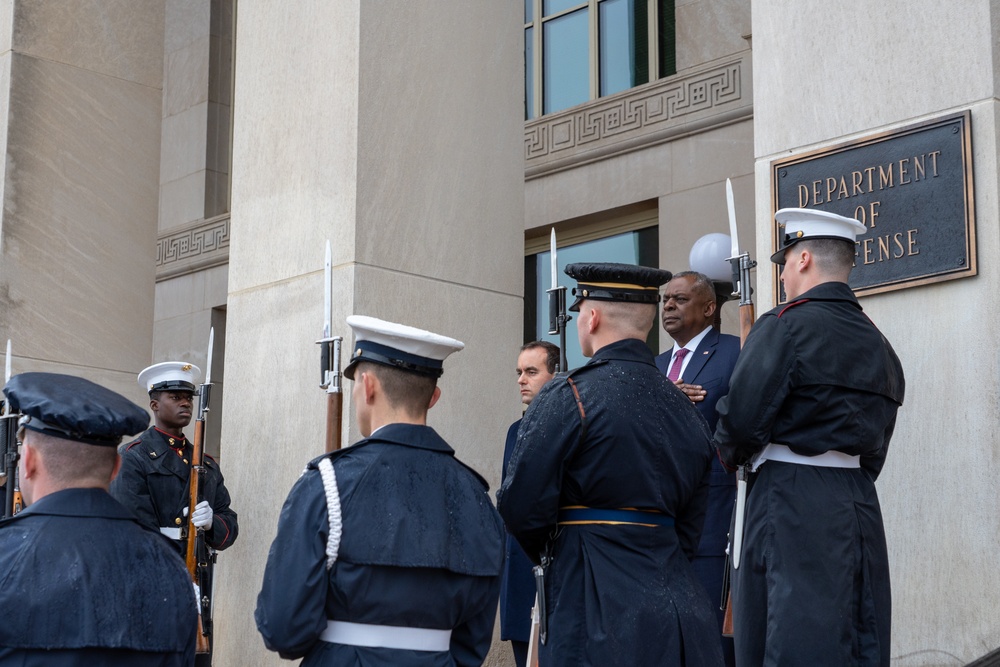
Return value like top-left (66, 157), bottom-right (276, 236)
top-left (656, 270), bottom-right (740, 667)
top-left (500, 340), bottom-right (558, 667)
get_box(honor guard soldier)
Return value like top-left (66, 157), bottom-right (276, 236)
top-left (255, 316), bottom-right (504, 666)
top-left (110, 361), bottom-right (238, 665)
top-left (111, 362), bottom-right (238, 552)
top-left (715, 209), bottom-right (905, 666)
top-left (498, 263), bottom-right (725, 667)
top-left (0, 372), bottom-right (197, 665)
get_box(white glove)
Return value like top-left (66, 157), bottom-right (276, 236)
top-left (190, 500), bottom-right (213, 529)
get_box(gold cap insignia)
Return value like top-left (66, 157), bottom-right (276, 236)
top-left (796, 231), bottom-right (804, 238)
top-left (181, 364), bottom-right (192, 372)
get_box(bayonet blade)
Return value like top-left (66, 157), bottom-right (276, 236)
top-left (324, 240), bottom-right (332, 340)
top-left (726, 178), bottom-right (739, 257)
top-left (4, 340), bottom-right (10, 384)
top-left (205, 328), bottom-right (214, 385)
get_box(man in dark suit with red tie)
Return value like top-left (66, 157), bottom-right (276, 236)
top-left (655, 270), bottom-right (740, 666)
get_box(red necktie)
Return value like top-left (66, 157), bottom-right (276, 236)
top-left (667, 348), bottom-right (689, 382)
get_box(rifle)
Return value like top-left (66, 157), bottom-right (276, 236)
top-left (2, 339), bottom-right (22, 518)
top-left (546, 228), bottom-right (570, 372)
top-left (186, 328), bottom-right (214, 654)
top-left (317, 240), bottom-right (343, 452)
top-left (721, 178), bottom-right (756, 637)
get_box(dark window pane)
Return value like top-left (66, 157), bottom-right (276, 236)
top-left (658, 0), bottom-right (676, 78)
top-left (529, 227), bottom-right (660, 369)
top-left (543, 8), bottom-right (589, 114)
top-left (599, 0), bottom-right (649, 97)
top-left (525, 27), bottom-right (535, 120)
top-left (544, 0), bottom-right (585, 17)
top-left (526, 0), bottom-right (534, 24)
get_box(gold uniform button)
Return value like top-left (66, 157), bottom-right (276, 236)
top-left (175, 518), bottom-right (182, 525)
top-left (183, 459), bottom-right (188, 464)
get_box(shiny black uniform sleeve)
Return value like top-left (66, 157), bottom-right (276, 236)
top-left (714, 313), bottom-right (795, 468)
top-left (109, 448), bottom-right (161, 530)
top-left (497, 378), bottom-right (582, 563)
top-left (203, 459), bottom-right (238, 550)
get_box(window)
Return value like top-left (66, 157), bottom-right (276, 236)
top-left (525, 0), bottom-right (676, 119)
top-left (525, 226), bottom-right (659, 370)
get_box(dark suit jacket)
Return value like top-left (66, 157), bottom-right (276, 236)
top-left (656, 327), bottom-right (741, 433)
top-left (499, 419), bottom-right (535, 643)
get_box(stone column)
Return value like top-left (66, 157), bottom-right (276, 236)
top-left (215, 2), bottom-right (523, 664)
top-left (0, 0), bottom-right (163, 403)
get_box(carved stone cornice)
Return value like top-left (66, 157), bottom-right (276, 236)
top-left (156, 214), bottom-right (230, 281)
top-left (525, 53), bottom-right (752, 179)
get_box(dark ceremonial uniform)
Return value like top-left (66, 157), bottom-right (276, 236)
top-left (715, 281), bottom-right (905, 666)
top-left (498, 338), bottom-right (724, 667)
top-left (255, 423), bottom-right (504, 667)
top-left (499, 419), bottom-right (534, 665)
top-left (0, 488), bottom-right (197, 666)
top-left (111, 425), bottom-right (238, 552)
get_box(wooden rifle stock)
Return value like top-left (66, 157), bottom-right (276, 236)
top-left (186, 412), bottom-right (211, 654)
top-left (325, 390), bottom-right (342, 453)
top-left (722, 300), bottom-right (757, 638)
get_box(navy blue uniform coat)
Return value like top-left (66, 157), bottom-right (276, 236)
top-left (256, 423), bottom-right (504, 666)
top-left (656, 327), bottom-right (740, 665)
top-left (715, 282), bottom-right (905, 667)
top-left (498, 339), bottom-right (724, 667)
top-left (0, 488), bottom-right (197, 666)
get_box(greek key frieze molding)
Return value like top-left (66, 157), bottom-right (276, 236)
top-left (525, 55), bottom-right (751, 179)
top-left (156, 214), bottom-right (230, 281)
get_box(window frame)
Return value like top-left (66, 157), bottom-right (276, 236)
top-left (525, 0), bottom-right (667, 119)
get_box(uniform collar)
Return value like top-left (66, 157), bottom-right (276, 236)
top-left (589, 337), bottom-right (656, 365)
top-left (153, 426), bottom-right (188, 450)
top-left (7, 488), bottom-right (135, 522)
top-left (359, 423), bottom-right (455, 454)
top-left (793, 281), bottom-right (861, 308)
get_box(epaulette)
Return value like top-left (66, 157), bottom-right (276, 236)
top-left (565, 358), bottom-right (609, 378)
top-left (304, 451), bottom-right (333, 471)
top-left (123, 439), bottom-right (143, 452)
top-left (305, 442), bottom-right (365, 471)
top-left (777, 298), bottom-right (810, 318)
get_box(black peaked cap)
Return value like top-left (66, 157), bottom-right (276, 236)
top-left (565, 262), bottom-right (672, 312)
top-left (4, 372), bottom-right (150, 447)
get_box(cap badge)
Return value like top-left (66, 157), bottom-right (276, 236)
top-left (181, 364), bottom-right (192, 372)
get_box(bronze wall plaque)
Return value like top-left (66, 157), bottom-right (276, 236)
top-left (771, 111), bottom-right (976, 300)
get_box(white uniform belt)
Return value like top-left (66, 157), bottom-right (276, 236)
top-left (159, 527), bottom-right (182, 540)
top-left (320, 620), bottom-right (451, 652)
top-left (752, 443), bottom-right (861, 472)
